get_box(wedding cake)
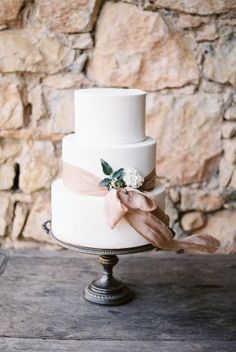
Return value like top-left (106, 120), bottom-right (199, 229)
top-left (51, 88), bottom-right (166, 249)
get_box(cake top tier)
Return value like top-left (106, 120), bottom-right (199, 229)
top-left (74, 88), bottom-right (146, 144)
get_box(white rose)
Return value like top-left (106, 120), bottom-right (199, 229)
top-left (123, 168), bottom-right (144, 189)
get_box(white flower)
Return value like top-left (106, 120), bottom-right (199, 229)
top-left (123, 168), bottom-right (144, 189)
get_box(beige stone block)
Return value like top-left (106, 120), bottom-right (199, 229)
top-left (0, 129), bottom-right (63, 142)
top-left (0, 219), bottom-right (7, 237)
top-left (0, 192), bottom-right (13, 236)
top-left (181, 211), bottom-right (206, 231)
top-left (225, 106), bottom-right (236, 121)
top-left (219, 157), bottom-right (234, 188)
top-left (0, 0), bottom-right (25, 26)
top-left (22, 192), bottom-right (55, 244)
top-left (165, 196), bottom-right (178, 228)
top-left (218, 16), bottom-right (236, 27)
top-left (42, 87), bottom-right (74, 134)
top-left (37, 0), bottom-right (102, 33)
top-left (0, 83), bottom-right (23, 129)
top-left (28, 84), bottom-right (47, 124)
top-left (71, 53), bottom-right (88, 73)
top-left (222, 122), bottom-right (236, 139)
top-left (144, 0), bottom-right (236, 15)
top-left (19, 141), bottom-right (58, 193)
top-left (69, 33), bottom-right (93, 49)
top-left (19, 83), bottom-right (75, 136)
top-left (88, 2), bottom-right (199, 91)
top-left (0, 139), bottom-right (21, 163)
top-left (199, 79), bottom-right (223, 94)
top-left (43, 73), bottom-right (84, 89)
top-left (204, 36), bottom-right (236, 86)
top-left (159, 85), bottom-right (197, 96)
top-left (180, 188), bottom-right (224, 212)
top-left (197, 209), bottom-right (236, 254)
top-left (0, 28), bottom-right (75, 74)
top-left (229, 168), bottom-right (236, 188)
top-left (146, 93), bottom-right (222, 185)
top-left (222, 139), bottom-right (236, 164)
top-left (174, 14), bottom-right (206, 29)
top-left (0, 164), bottom-right (15, 190)
top-left (196, 23), bottom-right (219, 42)
top-left (12, 192), bottom-right (33, 203)
top-left (11, 203), bottom-right (29, 240)
top-left (169, 188), bottom-right (180, 203)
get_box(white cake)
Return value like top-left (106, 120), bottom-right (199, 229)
top-left (51, 88), bottom-right (165, 249)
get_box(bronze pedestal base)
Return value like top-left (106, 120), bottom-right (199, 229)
top-left (42, 220), bottom-right (153, 306)
top-left (83, 255), bottom-right (133, 305)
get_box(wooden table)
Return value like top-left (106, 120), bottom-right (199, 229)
top-left (0, 250), bottom-right (235, 351)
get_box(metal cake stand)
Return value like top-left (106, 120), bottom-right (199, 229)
top-left (42, 220), bottom-right (154, 306)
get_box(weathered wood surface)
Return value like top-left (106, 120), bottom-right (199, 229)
top-left (0, 338), bottom-right (236, 352)
top-left (0, 250), bottom-right (235, 352)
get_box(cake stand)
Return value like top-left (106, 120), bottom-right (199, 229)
top-left (42, 220), bottom-right (154, 306)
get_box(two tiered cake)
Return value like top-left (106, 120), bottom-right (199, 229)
top-left (51, 88), bottom-right (165, 249)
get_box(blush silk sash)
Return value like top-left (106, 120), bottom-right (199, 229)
top-left (63, 161), bottom-right (220, 254)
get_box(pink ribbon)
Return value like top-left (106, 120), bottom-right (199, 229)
top-left (63, 162), bottom-right (220, 254)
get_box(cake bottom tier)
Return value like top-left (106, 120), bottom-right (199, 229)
top-left (51, 179), bottom-right (165, 249)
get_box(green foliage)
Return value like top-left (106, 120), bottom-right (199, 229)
top-left (100, 159), bottom-right (113, 175)
top-left (100, 159), bottom-right (126, 190)
top-left (115, 179), bottom-right (126, 188)
top-left (99, 178), bottom-right (112, 187)
top-left (112, 168), bottom-right (124, 180)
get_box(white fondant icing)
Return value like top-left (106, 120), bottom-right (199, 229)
top-left (74, 88), bottom-right (146, 144)
top-left (51, 179), bottom-right (165, 249)
top-left (51, 87), bottom-right (165, 249)
top-left (62, 134), bottom-right (156, 179)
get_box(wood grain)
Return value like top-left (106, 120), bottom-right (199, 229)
top-left (0, 250), bottom-right (235, 351)
top-left (0, 338), bottom-right (235, 352)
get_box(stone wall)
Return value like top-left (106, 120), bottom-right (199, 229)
top-left (0, 0), bottom-right (235, 252)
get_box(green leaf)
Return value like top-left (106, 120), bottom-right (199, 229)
top-left (116, 179), bottom-right (126, 188)
top-left (100, 159), bottom-right (113, 175)
top-left (119, 179), bottom-right (126, 188)
top-left (112, 168), bottom-right (124, 180)
top-left (99, 178), bottom-right (111, 187)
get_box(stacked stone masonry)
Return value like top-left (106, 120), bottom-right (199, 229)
top-left (0, 0), bottom-right (235, 253)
